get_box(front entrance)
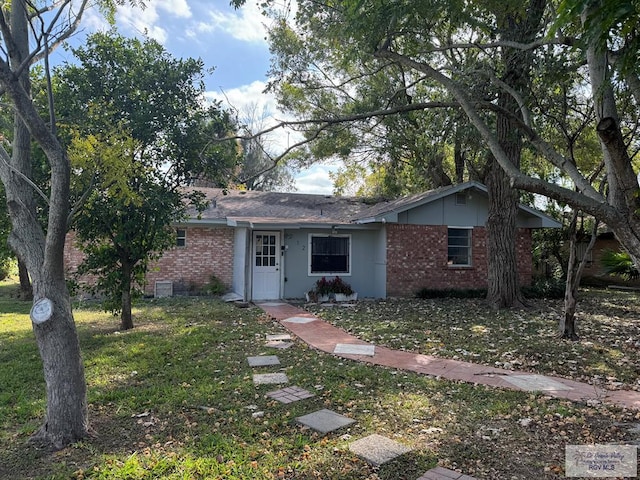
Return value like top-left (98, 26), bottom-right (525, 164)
top-left (251, 231), bottom-right (281, 300)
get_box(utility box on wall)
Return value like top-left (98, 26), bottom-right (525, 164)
top-left (154, 281), bottom-right (173, 298)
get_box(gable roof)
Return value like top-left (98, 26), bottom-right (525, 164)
top-left (354, 181), bottom-right (561, 228)
top-left (184, 181), bottom-right (561, 229)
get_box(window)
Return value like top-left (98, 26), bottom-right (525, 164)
top-left (455, 192), bottom-right (467, 205)
top-left (255, 234), bottom-right (277, 267)
top-left (310, 235), bottom-right (350, 274)
top-left (176, 229), bottom-right (186, 247)
top-left (448, 228), bottom-right (472, 266)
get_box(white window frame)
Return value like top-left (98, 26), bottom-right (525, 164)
top-left (308, 234), bottom-right (352, 276)
top-left (176, 228), bottom-right (186, 248)
top-left (447, 227), bottom-right (472, 267)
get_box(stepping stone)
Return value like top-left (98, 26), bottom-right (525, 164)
top-left (349, 434), bottom-right (412, 466)
top-left (296, 408), bottom-right (355, 433)
top-left (417, 467), bottom-right (478, 479)
top-left (334, 343), bottom-right (375, 356)
top-left (265, 341), bottom-right (294, 349)
top-left (282, 316), bottom-right (316, 324)
top-left (253, 372), bottom-right (289, 385)
top-left (266, 386), bottom-right (315, 404)
top-left (266, 333), bottom-right (291, 341)
top-left (502, 374), bottom-right (573, 392)
top-left (247, 355), bottom-right (280, 367)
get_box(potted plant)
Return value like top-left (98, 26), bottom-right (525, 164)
top-left (331, 276), bottom-right (357, 302)
top-left (305, 277), bottom-right (332, 302)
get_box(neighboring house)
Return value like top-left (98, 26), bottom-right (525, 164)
top-left (64, 181), bottom-right (561, 300)
top-left (578, 231), bottom-right (640, 285)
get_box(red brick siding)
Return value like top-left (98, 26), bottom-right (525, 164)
top-left (64, 226), bottom-right (235, 296)
top-left (386, 225), bottom-right (532, 296)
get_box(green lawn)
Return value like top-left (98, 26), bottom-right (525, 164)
top-left (1, 281), bottom-right (638, 479)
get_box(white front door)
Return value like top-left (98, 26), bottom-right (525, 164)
top-left (252, 232), bottom-right (281, 300)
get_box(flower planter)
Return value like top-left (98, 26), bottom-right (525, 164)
top-left (305, 292), bottom-right (330, 303)
top-left (334, 292), bottom-right (358, 302)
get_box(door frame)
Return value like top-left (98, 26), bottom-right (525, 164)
top-left (250, 230), bottom-right (283, 300)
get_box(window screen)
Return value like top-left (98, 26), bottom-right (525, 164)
top-left (311, 236), bottom-right (350, 273)
top-left (447, 228), bottom-right (471, 266)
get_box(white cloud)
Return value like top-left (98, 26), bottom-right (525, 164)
top-left (207, 80), bottom-right (293, 151)
top-left (189, 2), bottom-right (268, 44)
top-left (207, 80), bottom-right (338, 195)
top-left (115, 0), bottom-right (192, 44)
top-left (294, 164), bottom-right (338, 195)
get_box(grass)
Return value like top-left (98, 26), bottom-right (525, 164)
top-left (0, 280), bottom-right (639, 479)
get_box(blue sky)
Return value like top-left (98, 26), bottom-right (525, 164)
top-left (63, 0), bottom-right (337, 194)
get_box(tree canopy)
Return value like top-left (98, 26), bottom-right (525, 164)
top-left (54, 32), bottom-right (237, 329)
top-left (234, 0), bottom-right (640, 267)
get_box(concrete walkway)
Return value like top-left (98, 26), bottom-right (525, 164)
top-left (256, 302), bottom-right (640, 411)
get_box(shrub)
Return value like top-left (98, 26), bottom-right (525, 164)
top-left (309, 276), bottom-right (354, 296)
top-left (521, 276), bottom-right (566, 299)
top-left (330, 276), bottom-right (353, 295)
top-left (415, 287), bottom-right (486, 299)
top-left (312, 277), bottom-right (333, 296)
top-left (204, 274), bottom-right (227, 296)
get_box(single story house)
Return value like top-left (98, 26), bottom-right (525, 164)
top-left (64, 181), bottom-right (561, 300)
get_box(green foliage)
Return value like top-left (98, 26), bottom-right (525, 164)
top-left (554, 0), bottom-right (640, 74)
top-left (0, 258), bottom-right (14, 281)
top-left (204, 274), bottom-right (227, 296)
top-left (521, 276), bottom-right (566, 299)
top-left (415, 287), bottom-right (487, 299)
top-left (601, 249), bottom-right (640, 280)
top-left (55, 31), bottom-right (237, 323)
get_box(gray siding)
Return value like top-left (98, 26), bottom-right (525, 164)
top-left (395, 193), bottom-right (544, 227)
top-left (396, 194), bottom-right (489, 225)
top-left (281, 227), bottom-right (382, 299)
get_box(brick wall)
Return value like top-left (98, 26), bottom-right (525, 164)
top-left (64, 226), bottom-right (235, 296)
top-left (145, 226), bottom-right (235, 295)
top-left (386, 224), bottom-right (532, 296)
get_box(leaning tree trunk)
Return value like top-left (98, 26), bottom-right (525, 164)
top-left (0, 0), bottom-right (89, 449)
top-left (584, 10), bottom-right (640, 269)
top-left (560, 212), bottom-right (598, 340)
top-left (560, 213), bottom-right (580, 340)
top-left (17, 258), bottom-right (33, 300)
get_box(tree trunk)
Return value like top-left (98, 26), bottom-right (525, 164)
top-left (0, 0), bottom-right (89, 449)
top-left (561, 307), bottom-right (579, 340)
top-left (584, 9), bottom-right (640, 269)
top-left (560, 211), bottom-right (598, 341)
top-left (486, 160), bottom-right (524, 308)
top-left (30, 280), bottom-right (89, 449)
top-left (18, 258), bottom-right (32, 300)
top-left (485, 0), bottom-right (545, 308)
top-left (561, 214), bottom-right (580, 340)
top-left (120, 263), bottom-right (134, 330)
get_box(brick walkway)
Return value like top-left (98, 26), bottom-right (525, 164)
top-left (256, 301), bottom-right (640, 480)
top-left (257, 302), bottom-right (640, 410)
